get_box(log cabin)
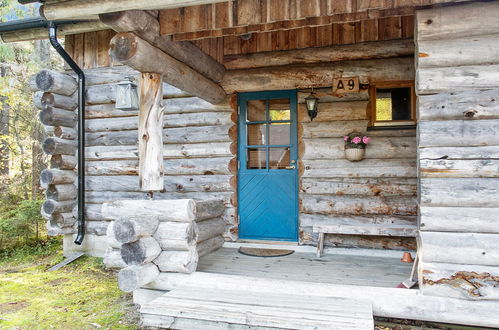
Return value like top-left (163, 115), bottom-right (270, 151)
top-left (1, 0), bottom-right (499, 328)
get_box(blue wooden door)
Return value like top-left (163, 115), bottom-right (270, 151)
top-left (238, 90), bottom-right (298, 241)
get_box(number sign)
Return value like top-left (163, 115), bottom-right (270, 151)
top-left (332, 77), bottom-right (359, 94)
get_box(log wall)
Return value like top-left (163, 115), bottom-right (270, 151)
top-left (416, 2), bottom-right (499, 300)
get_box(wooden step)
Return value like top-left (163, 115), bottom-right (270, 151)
top-left (141, 287), bottom-right (374, 329)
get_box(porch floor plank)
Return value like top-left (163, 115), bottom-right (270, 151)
top-left (197, 247), bottom-right (412, 288)
top-left (141, 287), bottom-right (373, 329)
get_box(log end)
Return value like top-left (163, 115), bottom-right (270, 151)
top-left (41, 92), bottom-right (55, 108)
top-left (118, 266), bottom-right (141, 292)
top-left (109, 33), bottom-right (139, 62)
top-left (42, 199), bottom-right (57, 215)
top-left (42, 137), bottom-right (56, 155)
top-left (40, 169), bottom-right (54, 186)
top-left (113, 219), bottom-right (136, 244)
top-left (35, 70), bottom-right (54, 92)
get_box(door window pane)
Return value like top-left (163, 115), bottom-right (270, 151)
top-left (269, 147), bottom-right (290, 169)
top-left (269, 123), bottom-right (290, 145)
top-left (247, 148), bottom-right (266, 169)
top-left (247, 100), bottom-right (266, 122)
top-left (269, 98), bottom-right (290, 121)
top-left (247, 124), bottom-right (266, 146)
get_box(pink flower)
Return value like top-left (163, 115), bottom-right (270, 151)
top-left (343, 136), bottom-right (349, 141)
top-left (362, 136), bottom-right (371, 144)
top-left (352, 136), bottom-right (362, 144)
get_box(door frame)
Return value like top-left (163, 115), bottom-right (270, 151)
top-left (237, 89), bottom-right (299, 242)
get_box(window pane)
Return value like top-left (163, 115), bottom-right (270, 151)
top-left (247, 100), bottom-right (266, 122)
top-left (269, 123), bottom-right (290, 145)
top-left (247, 124), bottom-right (266, 146)
top-left (247, 148), bottom-right (266, 169)
top-left (376, 87), bottom-right (411, 121)
top-left (269, 98), bottom-right (290, 121)
top-left (269, 147), bottom-right (290, 169)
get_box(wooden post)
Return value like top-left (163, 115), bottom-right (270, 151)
top-left (139, 73), bottom-right (164, 191)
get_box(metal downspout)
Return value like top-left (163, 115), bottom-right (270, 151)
top-left (48, 22), bottom-right (85, 245)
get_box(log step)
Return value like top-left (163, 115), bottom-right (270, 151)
top-left (141, 287), bottom-right (373, 329)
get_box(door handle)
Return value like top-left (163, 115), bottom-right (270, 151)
top-left (285, 165), bottom-right (296, 169)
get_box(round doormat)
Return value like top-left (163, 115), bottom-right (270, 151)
top-left (238, 247), bottom-right (295, 258)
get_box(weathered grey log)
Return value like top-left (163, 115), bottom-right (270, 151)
top-left (154, 222), bottom-right (196, 250)
top-left (299, 102), bottom-right (368, 122)
top-left (418, 89), bottom-right (499, 121)
top-left (103, 247), bottom-right (127, 269)
top-left (196, 235), bottom-right (224, 257)
top-left (106, 221), bottom-right (122, 249)
top-left (118, 263), bottom-right (160, 292)
top-left (85, 191), bottom-right (232, 205)
top-left (301, 178), bottom-right (417, 197)
top-left (420, 207), bottom-right (499, 234)
top-left (419, 232), bottom-right (499, 266)
top-left (164, 111), bottom-right (231, 128)
top-left (35, 69), bottom-right (77, 96)
top-left (420, 159), bottom-right (499, 178)
top-left (73, 203), bottom-right (105, 221)
top-left (153, 250), bottom-right (198, 273)
top-left (109, 33), bottom-right (226, 104)
top-left (85, 103), bottom-right (138, 119)
top-left (85, 83), bottom-right (116, 105)
top-left (163, 97), bottom-right (230, 114)
top-left (84, 221), bottom-right (110, 236)
top-left (298, 89), bottom-right (369, 104)
top-left (40, 169), bottom-right (77, 187)
top-left (300, 213), bottom-right (416, 228)
top-left (41, 92), bottom-right (78, 111)
top-left (225, 39), bottom-right (415, 69)
top-left (121, 237), bottom-right (161, 266)
top-left (33, 91), bottom-right (43, 109)
top-left (46, 184), bottom-right (77, 201)
top-left (49, 212), bottom-right (76, 228)
top-left (113, 217), bottom-right (160, 244)
top-left (194, 200), bottom-right (225, 221)
top-left (195, 218), bottom-right (225, 243)
top-left (100, 10), bottom-right (225, 83)
top-left (51, 154), bottom-right (77, 170)
top-left (85, 130), bottom-right (138, 146)
top-left (103, 199), bottom-right (195, 221)
top-left (54, 126), bottom-right (77, 140)
top-left (139, 72), bottom-right (164, 191)
top-left (42, 199), bottom-right (76, 215)
top-left (420, 262), bottom-right (499, 300)
top-left (302, 120), bottom-right (369, 138)
top-left (86, 116), bottom-right (136, 132)
top-left (43, 125), bottom-right (54, 136)
top-left (42, 137), bottom-right (76, 155)
top-left (46, 221), bottom-right (76, 236)
top-left (39, 106), bottom-right (76, 128)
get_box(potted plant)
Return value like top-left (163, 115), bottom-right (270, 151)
top-left (343, 132), bottom-right (371, 161)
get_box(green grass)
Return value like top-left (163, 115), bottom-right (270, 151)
top-left (0, 239), bottom-right (138, 329)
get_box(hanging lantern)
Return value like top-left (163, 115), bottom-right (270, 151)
top-left (304, 92), bottom-right (319, 121)
top-left (116, 77), bottom-right (139, 110)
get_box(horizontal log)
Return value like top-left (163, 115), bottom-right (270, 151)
top-left (82, 66), bottom-right (138, 86)
top-left (40, 169), bottom-right (76, 187)
top-left (103, 199), bottom-right (196, 222)
top-left (48, 212), bottom-right (76, 228)
top-left (416, 2), bottom-right (499, 41)
top-left (84, 191), bottom-right (233, 206)
top-left (195, 218), bottom-right (225, 243)
top-left (301, 195), bottom-right (417, 216)
top-left (35, 69), bottom-right (77, 96)
top-left (302, 159), bottom-right (417, 178)
top-left (42, 137), bottom-right (76, 155)
top-left (73, 203), bottom-right (106, 222)
top-left (298, 89), bottom-right (369, 103)
top-left (193, 200), bottom-right (225, 221)
top-left (46, 184), bottom-right (77, 201)
top-left (44, 125), bottom-right (54, 136)
top-left (418, 89), bottom-right (499, 121)
top-left (46, 221), bottom-right (75, 236)
top-left (163, 97), bottom-right (231, 114)
top-left (85, 103), bottom-right (138, 119)
top-left (420, 262), bottom-right (499, 300)
top-left (54, 126), bottom-right (77, 140)
top-left (417, 34), bottom-right (499, 69)
top-left (113, 217), bottom-right (160, 244)
top-left (419, 231), bottom-right (499, 266)
top-left (118, 263), bottom-right (160, 292)
top-left (300, 178), bottom-right (416, 196)
top-left (225, 39), bottom-right (415, 69)
top-left (153, 250), bottom-right (199, 273)
top-left (42, 199), bottom-right (76, 215)
top-left (196, 235), bottom-right (224, 257)
top-left (298, 101), bottom-right (368, 122)
top-left (420, 178), bottom-right (499, 207)
top-left (417, 65), bottom-right (499, 94)
top-left (41, 92), bottom-right (77, 111)
top-left (420, 159), bottom-right (499, 178)
top-left (85, 84), bottom-right (116, 105)
top-left (420, 207), bottom-right (499, 233)
top-left (164, 157), bottom-right (231, 175)
top-left (222, 57), bottom-right (414, 93)
top-left (121, 237), bottom-right (161, 265)
top-left (154, 222), bottom-right (196, 250)
top-left (33, 91), bottom-right (43, 109)
top-left (419, 119), bottom-right (499, 147)
top-left (303, 137), bottom-right (416, 160)
top-left (109, 33), bottom-right (226, 104)
top-left (302, 120), bottom-right (369, 138)
top-left (39, 106), bottom-right (76, 128)
top-left (103, 247), bottom-right (127, 269)
top-left (300, 213), bottom-right (416, 228)
top-left (84, 221), bottom-right (109, 236)
top-left (51, 154), bottom-right (77, 170)
top-left (419, 146), bottom-right (499, 160)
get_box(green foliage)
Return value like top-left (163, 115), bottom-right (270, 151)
top-left (0, 197), bottom-right (44, 249)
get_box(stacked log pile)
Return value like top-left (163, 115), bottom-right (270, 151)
top-left (35, 69), bottom-right (79, 237)
top-left (101, 199), bottom-right (225, 292)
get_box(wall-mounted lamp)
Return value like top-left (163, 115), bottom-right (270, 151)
top-left (116, 77), bottom-right (139, 110)
top-left (304, 91), bottom-right (319, 121)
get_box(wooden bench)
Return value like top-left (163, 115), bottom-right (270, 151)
top-left (314, 222), bottom-right (417, 257)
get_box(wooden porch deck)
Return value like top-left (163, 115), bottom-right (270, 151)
top-left (197, 246), bottom-right (413, 288)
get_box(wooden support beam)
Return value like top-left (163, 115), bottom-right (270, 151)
top-left (41, 0), bottom-right (227, 21)
top-left (224, 39), bottom-right (415, 69)
top-left (109, 32), bottom-right (226, 104)
top-left (100, 10), bottom-right (225, 82)
top-left (139, 73), bottom-right (164, 191)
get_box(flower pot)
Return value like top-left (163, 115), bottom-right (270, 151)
top-left (345, 148), bottom-right (365, 162)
